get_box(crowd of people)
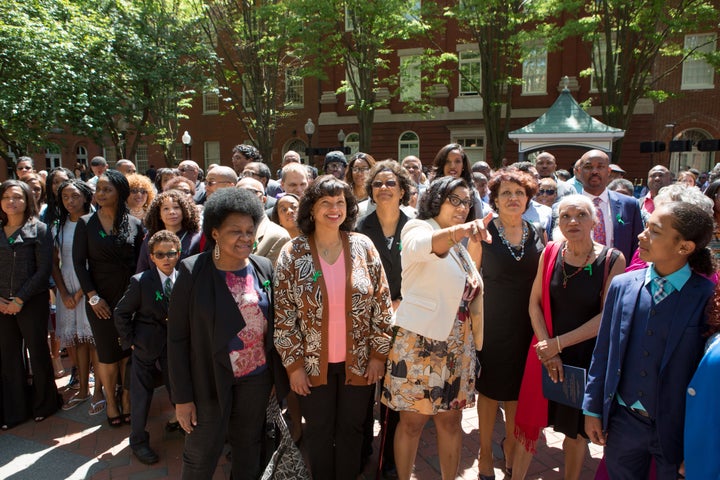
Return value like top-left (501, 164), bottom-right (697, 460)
top-left (1, 144), bottom-right (719, 480)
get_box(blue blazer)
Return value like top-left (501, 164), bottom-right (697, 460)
top-left (607, 190), bottom-right (643, 261)
top-left (583, 269), bottom-right (714, 463)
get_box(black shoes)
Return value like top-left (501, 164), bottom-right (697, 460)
top-left (132, 445), bottom-right (159, 465)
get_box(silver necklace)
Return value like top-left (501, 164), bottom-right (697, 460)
top-left (496, 219), bottom-right (528, 262)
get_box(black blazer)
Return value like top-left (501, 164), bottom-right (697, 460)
top-left (355, 210), bottom-right (409, 301)
top-left (167, 251), bottom-right (287, 414)
top-left (114, 267), bottom-right (171, 355)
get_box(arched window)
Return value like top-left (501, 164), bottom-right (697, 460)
top-left (670, 128), bottom-right (715, 175)
top-left (398, 131), bottom-right (419, 160)
top-left (45, 144), bottom-right (62, 170)
top-left (285, 139), bottom-right (309, 164)
top-left (345, 133), bottom-right (360, 156)
top-left (76, 146), bottom-right (88, 165)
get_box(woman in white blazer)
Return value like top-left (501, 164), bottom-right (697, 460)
top-left (382, 176), bottom-right (489, 480)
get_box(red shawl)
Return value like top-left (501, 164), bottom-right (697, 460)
top-left (514, 241), bottom-right (562, 453)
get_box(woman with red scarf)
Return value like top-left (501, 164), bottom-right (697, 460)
top-left (512, 195), bottom-right (625, 479)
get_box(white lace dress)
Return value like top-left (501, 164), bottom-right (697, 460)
top-left (55, 220), bottom-right (94, 346)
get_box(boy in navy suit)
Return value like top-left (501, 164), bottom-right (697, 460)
top-left (583, 202), bottom-right (715, 480)
top-left (115, 230), bottom-right (180, 465)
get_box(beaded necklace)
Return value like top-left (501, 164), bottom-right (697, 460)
top-left (496, 219), bottom-right (528, 262)
top-left (561, 243), bottom-right (594, 288)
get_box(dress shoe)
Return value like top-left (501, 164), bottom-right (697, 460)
top-left (132, 445), bottom-right (159, 465)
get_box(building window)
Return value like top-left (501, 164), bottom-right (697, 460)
top-left (522, 42), bottom-right (547, 95)
top-left (103, 146), bottom-right (117, 164)
top-left (204, 141), bottom-right (221, 170)
top-left (398, 131), bottom-right (420, 159)
top-left (134, 145), bottom-right (148, 173)
top-left (345, 5), bottom-right (355, 31)
top-left (285, 139), bottom-right (309, 164)
top-left (76, 145), bottom-right (88, 164)
top-left (175, 143), bottom-right (184, 162)
top-left (458, 49), bottom-right (481, 96)
top-left (45, 144), bottom-right (61, 170)
top-left (400, 55), bottom-right (421, 102)
top-left (203, 90), bottom-right (220, 114)
top-left (344, 132), bottom-right (360, 156)
top-left (345, 65), bottom-right (359, 104)
top-left (285, 67), bottom-right (304, 108)
top-left (590, 34), bottom-right (618, 92)
top-left (242, 80), bottom-right (256, 110)
top-left (682, 34), bottom-right (716, 90)
top-left (452, 135), bottom-right (485, 165)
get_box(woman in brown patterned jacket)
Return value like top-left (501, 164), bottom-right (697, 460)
top-left (274, 175), bottom-right (394, 480)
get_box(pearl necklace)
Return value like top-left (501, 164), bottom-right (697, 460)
top-left (496, 219), bottom-right (528, 262)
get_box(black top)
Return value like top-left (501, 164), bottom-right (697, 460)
top-left (0, 219), bottom-right (53, 300)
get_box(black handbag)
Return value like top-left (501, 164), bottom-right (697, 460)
top-left (261, 394), bottom-right (311, 480)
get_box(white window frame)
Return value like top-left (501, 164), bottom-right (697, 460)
top-left (399, 54), bottom-right (422, 102)
top-left (590, 34), bottom-right (618, 93)
top-left (522, 41), bottom-right (547, 95)
top-left (134, 145), bottom-right (148, 173)
top-left (76, 145), bottom-right (88, 165)
top-left (203, 90), bottom-right (220, 114)
top-left (398, 131), bottom-right (420, 159)
top-left (451, 130), bottom-right (485, 165)
top-left (345, 5), bottom-right (355, 31)
top-left (682, 33), bottom-right (716, 90)
top-left (204, 141), bottom-right (221, 171)
top-left (345, 65), bottom-right (359, 104)
top-left (103, 145), bottom-right (117, 164)
top-left (45, 145), bottom-right (61, 170)
top-left (344, 132), bottom-right (360, 156)
top-left (285, 67), bottom-right (304, 108)
top-left (457, 45), bottom-right (481, 97)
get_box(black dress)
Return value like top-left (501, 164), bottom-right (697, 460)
top-left (73, 212), bottom-right (143, 363)
top-left (476, 220), bottom-right (544, 401)
top-left (547, 245), bottom-right (620, 438)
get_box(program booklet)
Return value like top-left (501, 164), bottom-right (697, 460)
top-left (541, 364), bottom-right (587, 409)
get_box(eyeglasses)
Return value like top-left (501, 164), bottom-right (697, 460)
top-left (151, 250), bottom-right (179, 259)
top-left (325, 163), bottom-right (344, 171)
top-left (446, 194), bottom-right (473, 209)
top-left (130, 189), bottom-right (147, 195)
top-left (371, 180), bottom-right (397, 189)
top-left (537, 189), bottom-right (556, 196)
top-left (244, 188), bottom-right (264, 197)
top-left (16, 166), bottom-right (32, 171)
top-left (206, 180), bottom-right (234, 187)
top-left (352, 167), bottom-right (370, 174)
top-left (242, 171), bottom-right (263, 179)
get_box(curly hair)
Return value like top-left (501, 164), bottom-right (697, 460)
top-left (487, 168), bottom-right (537, 212)
top-left (144, 190), bottom-right (200, 237)
top-left (0, 180), bottom-right (38, 225)
top-left (270, 193), bottom-right (300, 225)
top-left (297, 175), bottom-right (359, 235)
top-left (662, 201), bottom-right (714, 276)
top-left (154, 168), bottom-right (179, 192)
top-left (45, 167), bottom-right (76, 226)
top-left (431, 144), bottom-right (473, 185)
top-left (232, 144), bottom-right (263, 162)
top-left (163, 175), bottom-right (196, 195)
top-left (345, 152), bottom-right (377, 192)
top-left (705, 283), bottom-right (720, 337)
top-left (126, 173), bottom-right (156, 210)
top-left (364, 159), bottom-right (413, 206)
top-left (202, 187), bottom-right (264, 244)
top-left (418, 176), bottom-right (473, 221)
top-left (148, 229), bottom-right (181, 254)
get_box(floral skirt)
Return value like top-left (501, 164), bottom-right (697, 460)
top-left (382, 312), bottom-right (476, 415)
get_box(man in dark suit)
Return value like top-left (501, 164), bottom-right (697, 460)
top-left (579, 149), bottom-right (643, 260)
top-left (115, 230), bottom-right (181, 465)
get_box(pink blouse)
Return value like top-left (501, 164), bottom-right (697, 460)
top-left (319, 251), bottom-right (347, 363)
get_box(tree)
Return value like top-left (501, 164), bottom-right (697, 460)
top-left (562, 0), bottom-right (719, 159)
top-left (203, 0), bottom-right (301, 163)
top-left (290, 0), bottom-right (434, 155)
top-left (447, 0), bottom-right (551, 167)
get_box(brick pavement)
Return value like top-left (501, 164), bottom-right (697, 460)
top-left (0, 359), bottom-right (603, 479)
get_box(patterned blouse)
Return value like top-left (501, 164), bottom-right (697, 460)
top-left (273, 231), bottom-right (394, 386)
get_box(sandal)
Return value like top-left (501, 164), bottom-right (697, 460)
top-left (500, 437), bottom-right (513, 477)
top-left (88, 399), bottom-right (106, 416)
top-left (107, 415), bottom-right (123, 428)
top-left (122, 413), bottom-right (131, 425)
top-left (62, 393), bottom-right (91, 411)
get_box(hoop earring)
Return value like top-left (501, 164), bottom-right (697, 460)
top-left (214, 243), bottom-right (220, 260)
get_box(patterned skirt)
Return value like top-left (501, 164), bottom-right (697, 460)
top-left (382, 310), bottom-right (476, 415)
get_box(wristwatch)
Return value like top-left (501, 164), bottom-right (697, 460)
top-left (89, 295), bottom-right (101, 306)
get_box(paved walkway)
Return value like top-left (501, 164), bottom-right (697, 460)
top-left (0, 361), bottom-right (603, 479)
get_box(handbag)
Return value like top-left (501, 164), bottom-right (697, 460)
top-left (261, 394), bottom-right (311, 480)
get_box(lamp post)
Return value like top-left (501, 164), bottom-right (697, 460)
top-left (337, 129), bottom-right (346, 149)
top-left (304, 119), bottom-right (316, 165)
top-left (182, 130), bottom-right (192, 159)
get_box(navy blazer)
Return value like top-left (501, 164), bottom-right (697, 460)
top-left (607, 190), bottom-right (643, 261)
top-left (167, 251), bottom-right (288, 414)
top-left (583, 269), bottom-right (714, 463)
top-left (114, 267), bottom-right (171, 354)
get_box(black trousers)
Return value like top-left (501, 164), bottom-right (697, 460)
top-left (129, 342), bottom-right (170, 447)
top-left (0, 292), bottom-right (59, 427)
top-left (181, 369), bottom-right (272, 480)
top-left (298, 362), bottom-right (374, 480)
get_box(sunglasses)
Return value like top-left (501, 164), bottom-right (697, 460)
top-left (17, 166), bottom-right (33, 171)
top-left (130, 189), bottom-right (147, 195)
top-left (371, 180), bottom-right (397, 188)
top-left (447, 194), bottom-right (473, 209)
top-left (151, 250), bottom-right (179, 259)
top-left (537, 189), bottom-right (556, 196)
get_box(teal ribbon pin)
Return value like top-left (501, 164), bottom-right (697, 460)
top-left (155, 290), bottom-right (163, 301)
top-left (616, 214), bottom-right (625, 225)
top-left (312, 270), bottom-right (322, 282)
top-left (7, 237), bottom-right (14, 245)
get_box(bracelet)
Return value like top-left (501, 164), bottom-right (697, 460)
top-left (556, 335), bottom-right (563, 353)
top-left (12, 298), bottom-right (23, 308)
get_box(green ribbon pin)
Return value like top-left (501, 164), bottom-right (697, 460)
top-left (616, 214), bottom-right (625, 225)
top-left (99, 230), bottom-right (107, 238)
top-left (584, 264), bottom-right (593, 275)
top-left (252, 241), bottom-right (258, 251)
top-left (155, 290), bottom-right (163, 301)
top-left (262, 280), bottom-right (271, 292)
top-left (7, 237), bottom-right (14, 245)
top-left (398, 241), bottom-right (402, 252)
top-left (312, 270), bottom-right (322, 282)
